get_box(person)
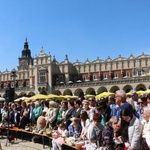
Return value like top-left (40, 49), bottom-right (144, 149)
top-left (136, 97), bottom-right (146, 122)
top-left (120, 108), bottom-right (143, 150)
top-left (36, 111), bottom-right (47, 131)
top-left (13, 107), bottom-right (20, 127)
top-left (68, 117), bottom-right (82, 138)
top-left (20, 101), bottom-right (28, 117)
top-left (57, 101), bottom-right (68, 121)
top-left (45, 101), bottom-right (59, 128)
top-left (80, 110), bottom-right (90, 140)
top-left (32, 101), bottom-right (42, 124)
top-left (98, 100), bottom-right (111, 126)
top-left (82, 100), bottom-right (94, 122)
top-left (141, 106), bottom-right (150, 150)
top-left (18, 111), bottom-right (30, 129)
top-left (108, 95), bottom-right (117, 117)
top-left (42, 100), bottom-right (49, 113)
top-left (16, 100), bottom-right (22, 113)
top-left (101, 117), bottom-right (116, 150)
top-left (72, 100), bottom-right (83, 118)
top-left (87, 113), bottom-right (104, 145)
top-left (1, 106), bottom-right (8, 124)
top-left (32, 111), bottom-right (47, 143)
top-left (115, 90), bottom-right (133, 122)
top-left (147, 94), bottom-right (150, 108)
top-left (0, 103), bottom-right (4, 122)
top-left (52, 123), bottom-right (68, 150)
top-left (8, 106), bottom-right (14, 124)
top-left (63, 100), bottom-right (75, 128)
top-left (28, 101), bottom-right (35, 124)
top-left (130, 90), bottom-right (138, 111)
top-left (88, 97), bottom-right (96, 110)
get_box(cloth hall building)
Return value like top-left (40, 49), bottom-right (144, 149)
top-left (0, 39), bottom-right (150, 99)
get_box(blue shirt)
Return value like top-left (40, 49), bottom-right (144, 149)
top-left (68, 123), bottom-right (82, 138)
top-left (116, 102), bottom-right (133, 122)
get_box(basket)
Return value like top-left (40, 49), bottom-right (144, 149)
top-left (74, 141), bottom-right (85, 149)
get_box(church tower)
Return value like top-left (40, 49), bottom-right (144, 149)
top-left (18, 38), bottom-right (34, 70)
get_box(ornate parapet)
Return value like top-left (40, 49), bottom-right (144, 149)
top-left (54, 76), bottom-right (150, 89)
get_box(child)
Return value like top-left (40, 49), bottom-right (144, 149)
top-left (52, 123), bottom-right (68, 150)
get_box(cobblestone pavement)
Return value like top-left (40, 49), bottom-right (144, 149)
top-left (0, 136), bottom-right (50, 150)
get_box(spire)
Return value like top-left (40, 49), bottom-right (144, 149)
top-left (24, 37), bottom-right (29, 50)
top-left (25, 36), bottom-right (27, 42)
top-left (65, 54), bottom-right (68, 60)
top-left (21, 37), bottom-right (31, 58)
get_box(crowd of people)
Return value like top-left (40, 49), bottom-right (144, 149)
top-left (0, 90), bottom-right (150, 150)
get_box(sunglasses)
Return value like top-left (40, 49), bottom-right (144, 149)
top-left (137, 102), bottom-right (143, 105)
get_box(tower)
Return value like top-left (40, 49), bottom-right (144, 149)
top-left (18, 38), bottom-right (34, 70)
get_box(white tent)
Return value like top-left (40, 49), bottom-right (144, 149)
top-left (14, 96), bottom-right (28, 102)
top-left (0, 97), bottom-right (5, 102)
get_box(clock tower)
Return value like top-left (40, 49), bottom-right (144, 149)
top-left (18, 38), bottom-right (33, 70)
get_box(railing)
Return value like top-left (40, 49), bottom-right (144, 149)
top-left (0, 87), bottom-right (35, 93)
top-left (54, 76), bottom-right (150, 89)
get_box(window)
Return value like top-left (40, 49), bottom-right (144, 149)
top-left (138, 70), bottom-right (142, 76)
top-left (115, 73), bottom-right (118, 78)
top-left (40, 71), bottom-right (46, 83)
top-left (26, 81), bottom-right (29, 86)
top-left (19, 82), bottom-right (22, 87)
top-left (58, 75), bottom-right (64, 82)
top-left (104, 74), bottom-right (107, 79)
top-left (4, 83), bottom-right (7, 88)
top-left (126, 72), bottom-right (130, 77)
top-left (83, 76), bottom-right (86, 81)
top-left (74, 76), bottom-right (77, 82)
top-left (93, 75), bottom-right (96, 80)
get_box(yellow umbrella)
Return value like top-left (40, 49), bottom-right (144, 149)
top-left (47, 94), bottom-right (59, 99)
top-left (136, 90), bottom-right (145, 96)
top-left (62, 95), bottom-right (78, 99)
top-left (46, 94), bottom-right (65, 100)
top-left (126, 92), bottom-right (131, 96)
top-left (85, 94), bottom-right (95, 98)
top-left (144, 89), bottom-right (150, 94)
top-left (96, 92), bottom-right (114, 99)
top-left (25, 94), bottom-right (48, 102)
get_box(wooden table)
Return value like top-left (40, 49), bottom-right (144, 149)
top-left (0, 126), bottom-right (84, 150)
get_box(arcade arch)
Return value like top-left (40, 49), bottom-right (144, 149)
top-left (97, 87), bottom-right (107, 94)
top-left (135, 84), bottom-right (146, 91)
top-left (85, 87), bottom-right (96, 95)
top-left (74, 88), bottom-right (84, 97)
top-left (63, 89), bottom-right (73, 95)
top-left (53, 90), bottom-right (61, 95)
top-left (109, 86), bottom-right (120, 93)
top-left (122, 85), bottom-right (133, 93)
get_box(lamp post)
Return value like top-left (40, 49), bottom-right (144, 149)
top-left (11, 68), bottom-right (17, 101)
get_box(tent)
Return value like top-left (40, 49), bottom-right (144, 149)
top-left (14, 96), bottom-right (29, 102)
top-left (0, 97), bottom-right (5, 102)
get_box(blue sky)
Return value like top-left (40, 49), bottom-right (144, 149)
top-left (0, 0), bottom-right (150, 72)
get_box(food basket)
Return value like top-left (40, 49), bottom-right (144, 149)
top-left (74, 141), bottom-right (85, 149)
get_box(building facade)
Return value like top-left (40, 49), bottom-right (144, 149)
top-left (0, 39), bottom-right (150, 99)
